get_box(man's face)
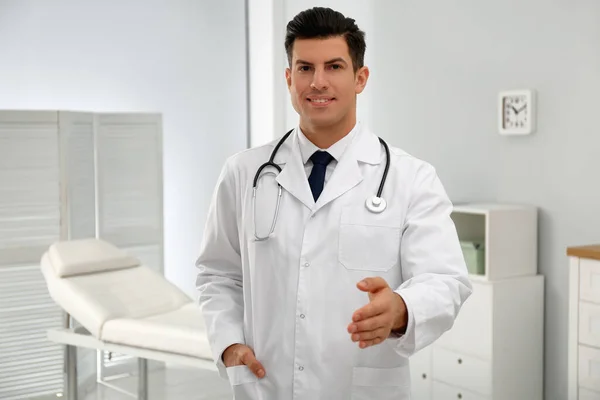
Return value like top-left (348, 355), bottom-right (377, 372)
top-left (286, 36), bottom-right (369, 130)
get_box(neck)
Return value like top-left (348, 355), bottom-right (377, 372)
top-left (300, 117), bottom-right (357, 149)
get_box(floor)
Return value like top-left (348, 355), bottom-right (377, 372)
top-left (35, 365), bottom-right (232, 400)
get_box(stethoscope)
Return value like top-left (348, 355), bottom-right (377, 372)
top-left (252, 129), bottom-right (391, 241)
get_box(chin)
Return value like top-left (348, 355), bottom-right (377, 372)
top-left (308, 114), bottom-right (342, 127)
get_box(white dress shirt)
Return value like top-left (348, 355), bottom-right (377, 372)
top-left (297, 122), bottom-right (360, 184)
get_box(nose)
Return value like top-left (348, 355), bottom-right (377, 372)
top-left (310, 68), bottom-right (329, 91)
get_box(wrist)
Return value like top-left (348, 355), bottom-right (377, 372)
top-left (392, 293), bottom-right (408, 332)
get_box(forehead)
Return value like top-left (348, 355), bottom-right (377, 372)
top-left (291, 36), bottom-right (351, 63)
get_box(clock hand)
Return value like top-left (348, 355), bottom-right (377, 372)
top-left (516, 105), bottom-right (527, 113)
top-left (511, 105), bottom-right (519, 114)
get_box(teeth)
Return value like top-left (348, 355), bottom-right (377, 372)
top-left (311, 99), bottom-right (331, 103)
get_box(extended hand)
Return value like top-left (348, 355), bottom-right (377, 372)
top-left (347, 277), bottom-right (408, 349)
top-left (222, 343), bottom-right (266, 378)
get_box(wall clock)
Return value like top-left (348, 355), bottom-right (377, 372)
top-left (498, 89), bottom-right (536, 135)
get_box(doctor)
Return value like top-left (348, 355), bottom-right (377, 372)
top-left (196, 6), bottom-right (472, 400)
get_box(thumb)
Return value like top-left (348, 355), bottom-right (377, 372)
top-left (241, 347), bottom-right (266, 379)
top-left (357, 277), bottom-right (389, 293)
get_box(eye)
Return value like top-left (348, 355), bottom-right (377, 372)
top-left (329, 64), bottom-right (342, 70)
top-left (298, 65), bottom-right (312, 72)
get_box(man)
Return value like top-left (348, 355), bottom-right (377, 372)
top-left (196, 7), bottom-right (472, 399)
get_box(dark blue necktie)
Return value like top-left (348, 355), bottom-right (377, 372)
top-left (308, 151), bottom-right (334, 201)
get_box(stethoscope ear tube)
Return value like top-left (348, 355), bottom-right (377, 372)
top-left (376, 137), bottom-right (390, 199)
top-left (253, 129), bottom-right (294, 188)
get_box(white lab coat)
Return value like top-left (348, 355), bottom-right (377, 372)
top-left (196, 124), bottom-right (472, 400)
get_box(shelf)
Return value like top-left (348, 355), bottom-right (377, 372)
top-left (468, 273), bottom-right (488, 283)
top-left (451, 203), bottom-right (538, 281)
top-left (453, 202), bottom-right (537, 214)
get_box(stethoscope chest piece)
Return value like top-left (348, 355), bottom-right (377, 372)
top-left (365, 196), bottom-right (387, 213)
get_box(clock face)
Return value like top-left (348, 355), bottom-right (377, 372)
top-left (503, 95), bottom-right (529, 130)
top-left (498, 89), bottom-right (535, 135)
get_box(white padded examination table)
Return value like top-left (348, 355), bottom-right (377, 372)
top-left (40, 238), bottom-right (216, 400)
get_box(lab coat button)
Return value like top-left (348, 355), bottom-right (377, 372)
top-left (298, 366), bottom-right (304, 371)
top-left (304, 262), bottom-right (310, 268)
top-left (300, 314), bottom-right (305, 319)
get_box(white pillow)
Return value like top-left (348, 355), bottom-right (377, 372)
top-left (48, 238), bottom-right (140, 278)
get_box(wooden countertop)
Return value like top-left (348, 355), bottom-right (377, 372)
top-left (567, 245), bottom-right (600, 261)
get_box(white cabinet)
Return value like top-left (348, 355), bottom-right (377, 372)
top-left (410, 345), bottom-right (432, 398)
top-left (410, 203), bottom-right (544, 400)
top-left (0, 110), bottom-right (163, 399)
top-left (567, 246), bottom-right (600, 399)
top-left (434, 281), bottom-right (492, 359)
top-left (432, 381), bottom-right (489, 400)
top-left (432, 347), bottom-right (492, 397)
top-left (431, 276), bottom-right (544, 400)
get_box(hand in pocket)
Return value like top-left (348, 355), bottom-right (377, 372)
top-left (223, 343), bottom-right (266, 379)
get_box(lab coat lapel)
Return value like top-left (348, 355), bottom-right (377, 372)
top-left (314, 150), bottom-right (362, 211)
top-left (315, 127), bottom-right (382, 211)
top-left (274, 131), bottom-right (315, 210)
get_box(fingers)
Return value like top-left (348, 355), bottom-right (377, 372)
top-left (348, 313), bottom-right (391, 349)
top-left (224, 344), bottom-right (266, 379)
top-left (357, 277), bottom-right (389, 293)
top-left (350, 323), bottom-right (388, 349)
top-left (352, 299), bottom-right (385, 322)
top-left (351, 277), bottom-right (394, 349)
top-left (358, 337), bottom-right (384, 348)
top-left (351, 327), bottom-right (388, 343)
top-left (241, 349), bottom-right (266, 378)
top-left (348, 314), bottom-right (386, 335)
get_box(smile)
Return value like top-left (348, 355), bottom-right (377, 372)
top-left (307, 97), bottom-right (335, 106)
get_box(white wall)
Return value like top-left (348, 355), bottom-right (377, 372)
top-left (0, 0), bottom-right (248, 297)
top-left (368, 2), bottom-right (600, 399)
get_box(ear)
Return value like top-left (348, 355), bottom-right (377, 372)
top-left (285, 68), bottom-right (292, 91)
top-left (355, 66), bottom-right (370, 94)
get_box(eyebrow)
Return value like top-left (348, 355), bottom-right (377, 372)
top-left (295, 58), bottom-right (348, 66)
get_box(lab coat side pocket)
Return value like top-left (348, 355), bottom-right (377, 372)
top-left (351, 366), bottom-right (410, 400)
top-left (225, 365), bottom-right (259, 400)
top-left (338, 207), bottom-right (402, 272)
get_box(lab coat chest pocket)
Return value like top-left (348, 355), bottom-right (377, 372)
top-left (339, 206), bottom-right (403, 272)
top-left (225, 365), bottom-right (259, 400)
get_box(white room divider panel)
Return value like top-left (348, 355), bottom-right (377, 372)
top-left (0, 110), bottom-right (163, 399)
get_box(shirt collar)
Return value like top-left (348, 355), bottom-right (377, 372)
top-left (297, 122), bottom-right (361, 165)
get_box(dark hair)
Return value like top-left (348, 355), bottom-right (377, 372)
top-left (285, 7), bottom-right (366, 72)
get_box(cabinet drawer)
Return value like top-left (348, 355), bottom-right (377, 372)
top-left (580, 302), bottom-right (600, 348)
top-left (580, 259), bottom-right (600, 304)
top-left (436, 282), bottom-right (492, 359)
top-left (432, 347), bottom-right (492, 396)
top-left (579, 345), bottom-right (600, 392)
top-left (432, 381), bottom-right (489, 400)
top-left (411, 346), bottom-right (432, 400)
top-left (580, 387), bottom-right (600, 400)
